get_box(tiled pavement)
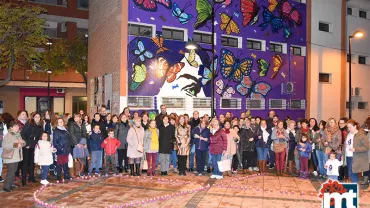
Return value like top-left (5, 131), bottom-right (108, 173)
top-left (1, 171), bottom-right (370, 208)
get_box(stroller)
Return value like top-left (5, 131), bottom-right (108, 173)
top-left (37, 153), bottom-right (58, 176)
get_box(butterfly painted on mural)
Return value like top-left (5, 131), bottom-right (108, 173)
top-left (132, 0), bottom-right (172, 12)
top-left (257, 58), bottom-right (270, 77)
top-left (268, 0), bottom-right (279, 12)
top-left (193, 0), bottom-right (213, 29)
top-left (279, 0), bottom-right (302, 26)
top-left (201, 56), bottom-right (218, 86)
top-left (240, 0), bottom-right (260, 27)
top-left (172, 2), bottom-right (193, 24)
top-left (270, 54), bottom-right (283, 79)
top-left (283, 27), bottom-right (292, 39)
top-left (172, 84), bottom-right (179, 89)
top-left (133, 39), bottom-right (154, 62)
top-left (159, 15), bottom-right (167, 22)
top-left (251, 53), bottom-right (257, 59)
top-left (151, 57), bottom-right (185, 83)
top-left (148, 111), bottom-right (157, 120)
top-left (220, 48), bottom-right (253, 83)
top-left (222, 0), bottom-right (232, 7)
top-left (259, 7), bottom-right (283, 33)
top-left (151, 34), bottom-right (169, 54)
top-left (219, 13), bottom-right (240, 35)
top-left (186, 49), bottom-right (199, 68)
top-left (130, 63), bottom-right (147, 91)
top-left (236, 75), bottom-right (272, 99)
top-left (215, 79), bottom-right (235, 98)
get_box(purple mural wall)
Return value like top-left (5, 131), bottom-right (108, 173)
top-left (126, 0), bottom-right (307, 120)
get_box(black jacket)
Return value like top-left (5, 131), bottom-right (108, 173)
top-left (114, 121), bottom-right (130, 149)
top-left (240, 127), bottom-right (256, 152)
top-left (53, 128), bottom-right (72, 155)
top-left (91, 119), bottom-right (107, 138)
top-left (189, 118), bottom-right (201, 145)
top-left (68, 122), bottom-right (87, 146)
top-left (155, 113), bottom-right (167, 130)
top-left (21, 122), bottom-right (43, 149)
top-left (158, 124), bottom-right (176, 154)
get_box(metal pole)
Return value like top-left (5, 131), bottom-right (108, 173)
top-left (48, 73), bottom-right (50, 109)
top-left (211, 1), bottom-right (215, 118)
top-left (348, 37), bottom-right (352, 119)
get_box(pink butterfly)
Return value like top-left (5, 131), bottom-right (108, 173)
top-left (223, 0), bottom-right (232, 7)
top-left (133, 0), bottom-right (172, 12)
top-left (279, 0), bottom-right (302, 26)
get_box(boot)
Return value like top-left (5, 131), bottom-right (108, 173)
top-left (69, 168), bottom-right (76, 178)
top-left (63, 164), bottom-right (71, 180)
top-left (257, 160), bottom-right (262, 174)
top-left (135, 163), bottom-right (141, 176)
top-left (22, 179), bottom-right (27, 186)
top-left (364, 186), bottom-right (370, 192)
top-left (298, 171), bottom-right (303, 178)
top-left (130, 164), bottom-right (135, 176)
top-left (276, 169), bottom-right (279, 176)
top-left (227, 171), bottom-right (232, 177)
top-left (305, 171), bottom-right (310, 179)
top-left (360, 176), bottom-right (369, 185)
top-left (288, 161), bottom-right (293, 175)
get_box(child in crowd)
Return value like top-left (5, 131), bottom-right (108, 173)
top-left (324, 151), bottom-right (343, 181)
top-left (34, 132), bottom-right (57, 185)
top-left (101, 129), bottom-right (121, 175)
top-left (297, 134), bottom-right (312, 179)
top-left (73, 138), bottom-right (89, 177)
top-left (88, 125), bottom-right (104, 176)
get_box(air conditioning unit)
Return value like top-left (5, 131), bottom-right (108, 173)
top-left (281, 82), bottom-right (295, 95)
top-left (355, 87), bottom-right (361, 96)
top-left (60, 22), bottom-right (67, 32)
top-left (56, 88), bottom-right (65, 94)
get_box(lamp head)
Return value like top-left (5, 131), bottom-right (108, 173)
top-left (353, 31), bottom-right (364, 38)
top-left (185, 41), bottom-right (200, 50)
top-left (46, 69), bottom-right (52, 74)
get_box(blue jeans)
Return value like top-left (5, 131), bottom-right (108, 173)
top-left (170, 150), bottom-right (177, 169)
top-left (316, 150), bottom-right (328, 175)
top-left (207, 151), bottom-right (212, 168)
top-left (328, 175), bottom-right (338, 181)
top-left (89, 151), bottom-right (103, 173)
top-left (189, 144), bottom-right (195, 169)
top-left (346, 156), bottom-right (358, 183)
top-left (268, 149), bottom-right (275, 167)
top-left (0, 148), bottom-right (3, 176)
top-left (211, 154), bottom-right (222, 176)
top-left (256, 147), bottom-right (269, 160)
top-left (41, 165), bottom-right (49, 180)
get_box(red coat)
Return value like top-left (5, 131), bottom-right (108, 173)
top-left (101, 137), bottom-right (121, 155)
top-left (209, 129), bottom-right (228, 155)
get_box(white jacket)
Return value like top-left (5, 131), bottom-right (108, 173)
top-left (34, 140), bottom-right (56, 166)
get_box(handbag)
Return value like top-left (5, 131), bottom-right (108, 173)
top-left (273, 142), bottom-right (285, 153)
top-left (1, 148), bottom-right (15, 159)
top-left (217, 154), bottom-right (231, 172)
top-left (142, 153), bottom-right (148, 170)
top-left (68, 154), bottom-right (73, 168)
top-left (133, 128), bottom-right (143, 153)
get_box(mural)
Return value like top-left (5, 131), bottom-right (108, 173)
top-left (127, 0), bottom-right (307, 118)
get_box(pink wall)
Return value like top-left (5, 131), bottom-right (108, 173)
top-left (19, 88), bottom-right (65, 110)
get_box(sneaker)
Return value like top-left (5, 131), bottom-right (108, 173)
top-left (40, 180), bottom-right (50, 185)
top-left (253, 167), bottom-right (259, 172)
top-left (248, 167), bottom-right (253, 171)
top-left (269, 166), bottom-right (274, 170)
top-left (174, 168), bottom-right (179, 173)
top-left (216, 175), bottom-right (223, 180)
top-left (88, 172), bottom-right (92, 176)
top-left (0, 176), bottom-right (4, 182)
top-left (210, 175), bottom-right (217, 179)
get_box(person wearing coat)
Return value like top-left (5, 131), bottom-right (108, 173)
top-left (209, 119), bottom-right (228, 180)
top-left (323, 118), bottom-right (342, 154)
top-left (34, 132), bottom-right (57, 185)
top-left (175, 115), bottom-right (191, 176)
top-left (192, 120), bottom-right (210, 176)
top-left (53, 118), bottom-right (72, 180)
top-left (271, 120), bottom-right (289, 176)
top-left (91, 113), bottom-right (107, 138)
top-left (114, 114), bottom-right (130, 173)
top-left (295, 119), bottom-right (311, 175)
top-left (88, 125), bottom-right (104, 175)
top-left (68, 114), bottom-right (87, 148)
top-left (144, 120), bottom-right (159, 176)
top-left (344, 119), bottom-right (369, 183)
top-left (158, 115), bottom-right (176, 175)
top-left (2, 121), bottom-right (25, 192)
top-left (285, 120), bottom-right (297, 175)
top-left (254, 120), bottom-right (272, 174)
top-left (21, 112), bottom-right (44, 186)
top-left (239, 119), bottom-right (256, 173)
top-left (127, 118), bottom-right (144, 176)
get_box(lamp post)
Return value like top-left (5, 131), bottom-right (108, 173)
top-left (348, 31), bottom-right (364, 119)
top-left (186, 0), bottom-right (225, 118)
top-left (46, 39), bottom-right (53, 110)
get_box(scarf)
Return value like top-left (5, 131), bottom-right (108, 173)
top-left (121, 121), bottom-right (128, 127)
top-left (57, 126), bottom-right (67, 131)
top-left (224, 128), bottom-right (230, 134)
top-left (300, 126), bottom-right (310, 134)
top-left (18, 118), bottom-right (26, 125)
top-left (261, 126), bottom-right (270, 143)
top-left (325, 125), bottom-right (339, 142)
top-left (149, 127), bottom-right (159, 151)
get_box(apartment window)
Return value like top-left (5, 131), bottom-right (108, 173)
top-left (128, 96), bottom-right (154, 108)
top-left (25, 96), bottom-right (64, 117)
top-left (270, 43), bottom-right (283, 53)
top-left (319, 73), bottom-right (331, 83)
top-left (358, 56), bottom-right (366, 65)
top-left (246, 99), bottom-right (265, 110)
top-left (162, 28), bottom-right (185, 41)
top-left (161, 97), bottom-right (185, 108)
top-left (72, 96), bottom-right (87, 115)
top-left (290, 100), bottom-right (306, 110)
top-left (193, 98), bottom-right (213, 108)
top-left (220, 98), bottom-right (241, 109)
top-left (193, 31), bottom-right (212, 45)
top-left (247, 39), bottom-right (262, 50)
top-left (128, 23), bottom-right (153, 37)
top-left (77, 28), bottom-right (88, 38)
top-left (44, 28), bottom-right (57, 38)
top-left (269, 99), bottom-right (287, 109)
top-left (358, 102), bottom-right (368, 110)
top-left (318, 22), bottom-right (331, 32)
top-left (78, 0), bottom-right (88, 9)
top-left (221, 35), bottom-right (239, 48)
top-left (359, 10), bottom-right (367, 18)
top-left (347, 7), bottom-right (353, 15)
top-left (291, 46), bottom-right (302, 56)
top-left (29, 0), bottom-right (58, 5)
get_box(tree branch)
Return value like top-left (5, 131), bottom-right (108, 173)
top-left (0, 48), bottom-right (15, 86)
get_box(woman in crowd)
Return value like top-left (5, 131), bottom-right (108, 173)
top-left (105, 113), bottom-right (114, 129)
top-left (15, 110), bottom-right (27, 180)
top-left (286, 120), bottom-right (297, 175)
top-left (1, 113), bottom-right (15, 183)
top-left (69, 114), bottom-right (88, 176)
top-left (83, 114), bottom-right (92, 136)
top-left (21, 112), bottom-right (44, 186)
top-left (91, 113), bottom-right (107, 138)
top-left (192, 119), bottom-right (210, 176)
top-left (44, 110), bottom-right (56, 137)
top-left (315, 120), bottom-right (329, 179)
top-left (144, 120), bottom-right (159, 176)
top-left (309, 118), bottom-right (320, 174)
top-left (324, 118), bottom-right (342, 156)
top-left (209, 119), bottom-right (227, 180)
top-left (175, 115), bottom-right (190, 176)
top-left (240, 119), bottom-right (256, 173)
top-left (112, 115), bottom-right (119, 127)
top-left (126, 117), bottom-right (144, 176)
top-left (169, 115), bottom-right (178, 173)
top-left (271, 120), bottom-right (288, 176)
top-left (141, 112), bottom-right (149, 130)
top-left (2, 121), bottom-right (25, 192)
top-left (115, 113), bottom-right (130, 173)
top-left (344, 119), bottom-right (369, 183)
top-left (255, 120), bottom-right (271, 174)
top-left (363, 116), bottom-right (370, 191)
top-left (159, 115), bottom-right (176, 176)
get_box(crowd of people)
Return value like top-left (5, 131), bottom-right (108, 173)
top-left (0, 105), bottom-right (369, 193)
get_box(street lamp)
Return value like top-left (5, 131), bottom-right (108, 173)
top-left (348, 30), bottom-right (364, 119)
top-left (46, 69), bottom-right (52, 110)
top-left (185, 0), bottom-right (225, 118)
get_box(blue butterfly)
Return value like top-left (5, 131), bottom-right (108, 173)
top-left (258, 7), bottom-right (283, 34)
top-left (172, 3), bottom-right (193, 24)
top-left (133, 39), bottom-right (154, 62)
top-left (172, 84), bottom-right (179, 89)
top-left (236, 75), bottom-right (272, 99)
top-left (283, 27), bottom-right (292, 39)
top-left (220, 48), bottom-right (253, 83)
top-left (201, 56), bottom-right (218, 86)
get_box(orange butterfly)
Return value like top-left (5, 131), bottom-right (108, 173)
top-left (268, 0), bottom-right (278, 12)
top-left (220, 13), bottom-right (240, 35)
top-left (270, 54), bottom-right (283, 79)
top-left (150, 57), bottom-right (185, 83)
top-left (151, 35), bottom-right (169, 54)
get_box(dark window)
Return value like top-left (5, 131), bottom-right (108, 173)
top-left (347, 8), bottom-right (352, 15)
top-left (162, 28), bottom-right (185, 41)
top-left (346, 102), bottom-right (350, 109)
top-left (128, 23), bottom-right (152, 37)
top-left (319, 22), bottom-right (330, 32)
top-left (221, 36), bottom-right (239, 47)
top-left (291, 46), bottom-right (302, 56)
top-left (78, 0), bottom-right (88, 9)
top-left (72, 97), bottom-right (87, 115)
top-left (193, 32), bottom-right (212, 44)
top-left (44, 28), bottom-right (57, 38)
top-left (359, 10), bottom-right (367, 18)
top-left (319, 73), bottom-right (331, 83)
top-left (29, 0), bottom-right (59, 5)
top-left (290, 100), bottom-right (305, 109)
top-left (358, 56), bottom-right (366, 64)
top-left (347, 54), bottom-right (351, 62)
top-left (247, 39), bottom-right (262, 50)
top-left (221, 99), bottom-right (240, 109)
top-left (270, 43), bottom-right (283, 53)
top-left (128, 97), bottom-right (153, 108)
top-left (77, 28), bottom-right (88, 38)
top-left (193, 98), bottom-right (212, 108)
top-left (358, 102), bottom-right (368, 110)
top-left (269, 99), bottom-right (286, 109)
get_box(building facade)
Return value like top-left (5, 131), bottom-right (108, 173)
top-left (0, 0), bottom-right (89, 116)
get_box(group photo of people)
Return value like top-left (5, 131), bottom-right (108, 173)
top-left (0, 105), bottom-right (369, 194)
